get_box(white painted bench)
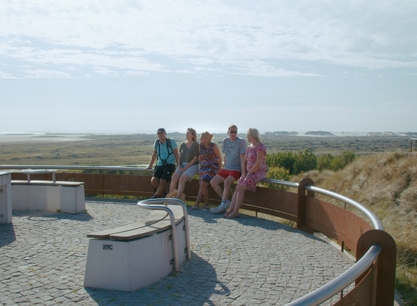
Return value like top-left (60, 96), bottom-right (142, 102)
top-left (84, 198), bottom-right (191, 291)
top-left (0, 172), bottom-right (12, 224)
top-left (11, 169), bottom-right (85, 214)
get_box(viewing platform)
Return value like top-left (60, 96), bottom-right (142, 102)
top-left (0, 166), bottom-right (398, 305)
top-left (1, 199), bottom-right (353, 305)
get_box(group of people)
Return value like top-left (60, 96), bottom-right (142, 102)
top-left (145, 125), bottom-right (268, 218)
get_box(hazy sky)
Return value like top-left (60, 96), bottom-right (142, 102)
top-left (1, 1), bottom-right (416, 134)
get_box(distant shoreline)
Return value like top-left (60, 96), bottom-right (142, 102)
top-left (1, 130), bottom-right (416, 144)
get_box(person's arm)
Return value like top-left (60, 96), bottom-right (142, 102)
top-left (213, 144), bottom-right (222, 170)
top-left (182, 154), bottom-right (198, 172)
top-left (146, 150), bottom-right (157, 170)
top-left (174, 148), bottom-right (180, 167)
top-left (239, 139), bottom-right (247, 175)
top-left (240, 153), bottom-right (246, 177)
top-left (246, 150), bottom-right (265, 177)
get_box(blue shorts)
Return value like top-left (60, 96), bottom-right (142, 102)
top-left (175, 163), bottom-right (199, 178)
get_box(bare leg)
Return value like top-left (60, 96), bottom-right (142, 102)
top-left (227, 184), bottom-right (247, 217)
top-left (201, 182), bottom-right (210, 207)
top-left (176, 174), bottom-right (190, 199)
top-left (151, 177), bottom-right (159, 190)
top-left (210, 175), bottom-right (225, 200)
top-left (194, 188), bottom-right (203, 208)
top-left (169, 171), bottom-right (181, 192)
top-left (224, 192), bottom-right (238, 217)
top-left (155, 179), bottom-right (167, 197)
top-left (222, 176), bottom-right (236, 201)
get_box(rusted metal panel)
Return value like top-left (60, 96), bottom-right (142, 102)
top-left (332, 266), bottom-right (376, 306)
top-left (305, 197), bottom-right (373, 251)
top-left (239, 186), bottom-right (298, 220)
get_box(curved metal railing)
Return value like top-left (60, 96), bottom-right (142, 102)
top-left (306, 185), bottom-right (383, 230)
top-left (138, 198), bottom-right (192, 266)
top-left (0, 164), bottom-right (387, 305)
top-left (136, 198), bottom-right (191, 271)
top-left (285, 184), bottom-right (384, 305)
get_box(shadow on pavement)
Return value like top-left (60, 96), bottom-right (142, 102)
top-left (84, 252), bottom-right (227, 305)
top-left (0, 223), bottom-right (16, 247)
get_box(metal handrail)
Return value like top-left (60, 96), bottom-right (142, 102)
top-left (138, 198), bottom-right (191, 263)
top-left (0, 165), bottom-right (149, 172)
top-left (287, 244), bottom-right (381, 305)
top-left (261, 177), bottom-right (299, 188)
top-left (136, 199), bottom-right (179, 271)
top-left (0, 164), bottom-right (385, 305)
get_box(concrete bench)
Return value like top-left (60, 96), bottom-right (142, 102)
top-left (84, 199), bottom-right (191, 291)
top-left (11, 169), bottom-right (85, 214)
top-left (0, 172), bottom-right (12, 224)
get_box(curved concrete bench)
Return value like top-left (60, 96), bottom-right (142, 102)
top-left (84, 200), bottom-right (190, 292)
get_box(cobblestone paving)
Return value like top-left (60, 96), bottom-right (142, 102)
top-left (0, 200), bottom-right (354, 305)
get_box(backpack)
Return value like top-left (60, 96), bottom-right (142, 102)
top-left (156, 138), bottom-right (174, 164)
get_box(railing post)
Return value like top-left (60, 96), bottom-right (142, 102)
top-left (356, 229), bottom-right (397, 306)
top-left (297, 178), bottom-right (315, 233)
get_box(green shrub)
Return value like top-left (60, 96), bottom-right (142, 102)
top-left (317, 151), bottom-right (356, 172)
top-left (267, 150), bottom-right (355, 175)
top-left (264, 166), bottom-right (291, 190)
top-left (293, 149), bottom-right (317, 174)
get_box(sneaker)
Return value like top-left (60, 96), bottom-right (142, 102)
top-left (224, 200), bottom-right (231, 210)
top-left (210, 201), bottom-right (227, 214)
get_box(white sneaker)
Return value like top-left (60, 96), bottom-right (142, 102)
top-left (210, 201), bottom-right (226, 214)
top-left (224, 200), bottom-right (231, 210)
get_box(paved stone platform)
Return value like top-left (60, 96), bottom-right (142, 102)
top-left (0, 200), bottom-right (354, 305)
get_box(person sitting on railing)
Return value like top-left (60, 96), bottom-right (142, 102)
top-left (146, 128), bottom-right (179, 198)
top-left (223, 127), bottom-right (268, 218)
top-left (210, 124), bottom-right (247, 214)
top-left (169, 128), bottom-right (200, 200)
top-left (192, 131), bottom-right (222, 210)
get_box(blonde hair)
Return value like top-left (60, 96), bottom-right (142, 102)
top-left (200, 131), bottom-right (214, 142)
top-left (187, 127), bottom-right (197, 141)
top-left (247, 127), bottom-right (262, 143)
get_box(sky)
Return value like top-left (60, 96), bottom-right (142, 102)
top-left (1, 0), bottom-right (416, 135)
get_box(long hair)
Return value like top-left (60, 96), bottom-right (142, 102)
top-left (187, 128), bottom-right (197, 141)
top-left (247, 127), bottom-right (262, 143)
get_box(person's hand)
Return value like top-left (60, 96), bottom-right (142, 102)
top-left (145, 167), bottom-right (153, 171)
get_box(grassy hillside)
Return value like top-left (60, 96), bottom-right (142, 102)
top-left (293, 152), bottom-right (417, 305)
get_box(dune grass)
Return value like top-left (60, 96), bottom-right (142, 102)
top-left (294, 151), bottom-right (417, 305)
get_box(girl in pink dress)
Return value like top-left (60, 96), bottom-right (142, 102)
top-left (224, 127), bottom-right (267, 218)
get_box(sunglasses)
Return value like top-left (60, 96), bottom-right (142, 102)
top-left (229, 131), bottom-right (237, 134)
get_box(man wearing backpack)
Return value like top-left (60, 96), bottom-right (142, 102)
top-left (146, 128), bottom-right (179, 198)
